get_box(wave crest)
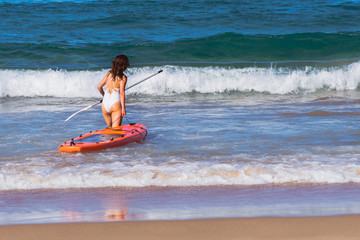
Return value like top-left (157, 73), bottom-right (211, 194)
top-left (1, 62), bottom-right (360, 98)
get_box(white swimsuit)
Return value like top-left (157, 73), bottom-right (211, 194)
top-left (102, 81), bottom-right (120, 113)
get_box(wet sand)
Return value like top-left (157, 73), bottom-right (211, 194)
top-left (1, 215), bottom-right (359, 240)
top-left (1, 185), bottom-right (360, 225)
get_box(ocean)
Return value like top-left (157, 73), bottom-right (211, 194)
top-left (1, 0), bottom-right (360, 225)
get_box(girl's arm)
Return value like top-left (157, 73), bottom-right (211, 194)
top-left (120, 75), bottom-right (127, 117)
top-left (97, 72), bottom-right (110, 97)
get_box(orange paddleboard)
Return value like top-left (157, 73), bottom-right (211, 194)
top-left (59, 123), bottom-right (147, 152)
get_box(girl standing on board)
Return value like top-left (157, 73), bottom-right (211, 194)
top-left (97, 55), bottom-right (129, 128)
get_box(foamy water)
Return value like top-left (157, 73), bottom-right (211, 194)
top-left (1, 149), bottom-right (360, 190)
top-left (1, 62), bottom-right (360, 98)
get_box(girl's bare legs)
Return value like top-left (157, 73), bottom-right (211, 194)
top-left (102, 102), bottom-right (122, 128)
top-left (101, 104), bottom-right (112, 128)
top-left (111, 111), bottom-right (122, 127)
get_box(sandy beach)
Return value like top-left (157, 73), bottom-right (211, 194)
top-left (1, 215), bottom-right (359, 240)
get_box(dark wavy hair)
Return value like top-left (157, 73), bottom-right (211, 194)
top-left (110, 55), bottom-right (130, 81)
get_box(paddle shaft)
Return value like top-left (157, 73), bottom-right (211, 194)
top-left (126, 70), bottom-right (163, 91)
top-left (64, 70), bottom-right (163, 122)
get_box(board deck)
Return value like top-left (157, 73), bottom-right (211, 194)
top-left (58, 123), bottom-right (147, 152)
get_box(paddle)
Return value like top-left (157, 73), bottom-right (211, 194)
top-left (64, 69), bottom-right (163, 122)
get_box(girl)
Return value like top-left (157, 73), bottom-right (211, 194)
top-left (97, 55), bottom-right (129, 128)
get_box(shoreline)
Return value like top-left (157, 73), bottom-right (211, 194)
top-left (1, 215), bottom-right (359, 240)
top-left (1, 184), bottom-right (360, 225)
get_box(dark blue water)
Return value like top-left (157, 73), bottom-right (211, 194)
top-left (1, 0), bottom-right (360, 68)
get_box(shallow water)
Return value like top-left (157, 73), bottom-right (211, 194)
top-left (1, 184), bottom-right (360, 225)
top-left (1, 90), bottom-right (360, 189)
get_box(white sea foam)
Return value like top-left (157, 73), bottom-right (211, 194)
top-left (1, 62), bottom-right (360, 98)
top-left (1, 152), bottom-right (359, 190)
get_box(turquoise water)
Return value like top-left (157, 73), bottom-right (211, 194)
top-left (1, 0), bottom-right (360, 224)
top-left (1, 0), bottom-right (360, 68)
